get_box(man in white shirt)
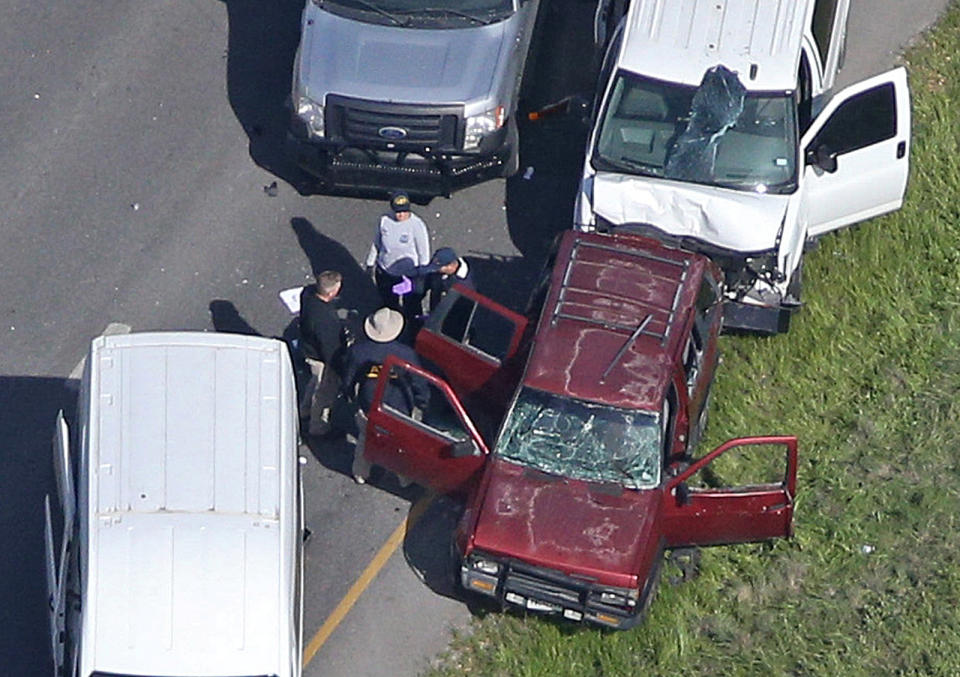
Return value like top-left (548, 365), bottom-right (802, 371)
top-left (365, 192), bottom-right (431, 321)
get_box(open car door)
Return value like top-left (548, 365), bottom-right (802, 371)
top-left (362, 356), bottom-right (490, 494)
top-left (804, 68), bottom-right (910, 238)
top-left (416, 284), bottom-right (528, 399)
top-left (45, 410), bottom-right (74, 674)
top-left (661, 435), bottom-right (798, 547)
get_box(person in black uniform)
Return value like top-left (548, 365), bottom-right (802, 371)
top-left (299, 270), bottom-right (348, 436)
top-left (424, 247), bottom-right (475, 312)
top-left (342, 307), bottom-right (430, 483)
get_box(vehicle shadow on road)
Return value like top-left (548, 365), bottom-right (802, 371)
top-left (219, 0), bottom-right (432, 202)
top-left (504, 0), bottom-right (597, 262)
top-left (0, 376), bottom-right (78, 674)
top-left (401, 494), bottom-right (464, 600)
top-left (219, 0), bottom-right (318, 194)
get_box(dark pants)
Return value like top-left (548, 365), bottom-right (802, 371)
top-left (375, 267), bottom-right (425, 326)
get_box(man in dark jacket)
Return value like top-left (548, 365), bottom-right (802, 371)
top-left (342, 307), bottom-right (430, 483)
top-left (424, 247), bottom-right (475, 312)
top-left (299, 270), bottom-right (347, 436)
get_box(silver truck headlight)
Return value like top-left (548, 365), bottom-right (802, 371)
top-left (464, 106), bottom-right (504, 150)
top-left (297, 96), bottom-right (325, 138)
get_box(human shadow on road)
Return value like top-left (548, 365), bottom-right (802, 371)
top-left (209, 299), bottom-right (262, 336)
top-left (0, 376), bottom-right (78, 674)
top-left (290, 217), bottom-right (382, 316)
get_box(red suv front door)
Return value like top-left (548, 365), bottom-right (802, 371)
top-left (362, 356), bottom-right (490, 494)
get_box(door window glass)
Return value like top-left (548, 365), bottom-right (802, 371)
top-left (811, 0), bottom-right (840, 66)
top-left (810, 83), bottom-right (897, 156)
top-left (798, 55), bottom-right (813, 133)
top-left (687, 442), bottom-right (789, 491)
top-left (382, 366), bottom-right (471, 443)
top-left (683, 325), bottom-right (704, 394)
top-left (440, 296), bottom-right (516, 362)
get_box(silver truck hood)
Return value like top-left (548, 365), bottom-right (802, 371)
top-left (300, 4), bottom-right (509, 106)
top-left (591, 172), bottom-right (790, 253)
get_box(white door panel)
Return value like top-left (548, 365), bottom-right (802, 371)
top-left (803, 68), bottom-right (910, 237)
top-left (53, 411), bottom-right (75, 532)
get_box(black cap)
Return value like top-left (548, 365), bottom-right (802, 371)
top-left (430, 247), bottom-right (458, 267)
top-left (390, 192), bottom-right (411, 213)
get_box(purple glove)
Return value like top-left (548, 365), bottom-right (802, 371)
top-left (392, 276), bottom-right (413, 296)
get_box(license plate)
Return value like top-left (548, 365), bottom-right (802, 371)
top-left (505, 592), bottom-right (525, 606)
top-left (526, 599), bottom-right (558, 612)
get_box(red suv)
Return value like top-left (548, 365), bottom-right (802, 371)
top-left (358, 230), bottom-right (797, 628)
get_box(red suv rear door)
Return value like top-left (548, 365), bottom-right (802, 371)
top-left (661, 436), bottom-right (798, 546)
top-left (415, 285), bottom-right (528, 398)
top-left (362, 355), bottom-right (490, 494)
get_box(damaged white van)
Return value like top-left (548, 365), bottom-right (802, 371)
top-left (44, 332), bottom-right (303, 677)
top-left (577, 0), bottom-right (910, 333)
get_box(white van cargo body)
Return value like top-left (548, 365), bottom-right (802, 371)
top-left (44, 332), bottom-right (303, 677)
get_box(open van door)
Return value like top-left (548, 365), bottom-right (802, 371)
top-left (44, 411), bottom-right (74, 674)
top-left (43, 496), bottom-right (64, 675)
top-left (662, 436), bottom-right (798, 547)
top-left (362, 356), bottom-right (489, 494)
top-left (803, 68), bottom-right (910, 237)
top-left (416, 285), bottom-right (527, 398)
top-left (53, 411), bottom-right (75, 533)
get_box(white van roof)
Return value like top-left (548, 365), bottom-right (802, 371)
top-left (619, 0), bottom-right (809, 91)
top-left (81, 332), bottom-right (299, 677)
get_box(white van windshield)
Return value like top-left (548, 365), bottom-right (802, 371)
top-left (593, 66), bottom-right (798, 195)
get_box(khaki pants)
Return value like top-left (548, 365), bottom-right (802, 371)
top-left (300, 357), bottom-right (339, 435)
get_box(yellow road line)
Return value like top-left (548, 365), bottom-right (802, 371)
top-left (302, 493), bottom-right (435, 668)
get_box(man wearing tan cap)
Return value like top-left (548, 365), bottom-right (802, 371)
top-left (365, 192), bottom-right (431, 319)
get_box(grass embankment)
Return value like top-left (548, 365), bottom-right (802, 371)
top-left (430, 5), bottom-right (960, 675)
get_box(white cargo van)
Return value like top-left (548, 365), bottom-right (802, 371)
top-left (44, 332), bottom-right (303, 677)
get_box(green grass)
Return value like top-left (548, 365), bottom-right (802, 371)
top-left (428, 4), bottom-right (960, 675)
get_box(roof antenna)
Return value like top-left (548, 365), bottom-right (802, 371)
top-left (601, 314), bottom-right (653, 383)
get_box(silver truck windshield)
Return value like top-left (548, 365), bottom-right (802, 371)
top-left (496, 387), bottom-right (661, 490)
top-left (593, 66), bottom-right (798, 194)
top-left (317, 0), bottom-right (514, 26)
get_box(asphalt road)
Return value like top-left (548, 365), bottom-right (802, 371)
top-left (0, 0), bottom-right (951, 674)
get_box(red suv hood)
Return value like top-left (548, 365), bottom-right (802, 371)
top-left (471, 459), bottom-right (661, 587)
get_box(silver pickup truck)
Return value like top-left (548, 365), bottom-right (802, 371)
top-left (287, 0), bottom-right (539, 196)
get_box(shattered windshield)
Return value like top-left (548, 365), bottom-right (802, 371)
top-left (593, 66), bottom-right (798, 194)
top-left (316, 0), bottom-right (514, 26)
top-left (495, 388), bottom-right (661, 490)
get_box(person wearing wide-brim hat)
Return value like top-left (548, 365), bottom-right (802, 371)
top-left (341, 308), bottom-right (430, 482)
top-left (364, 192), bottom-right (431, 320)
